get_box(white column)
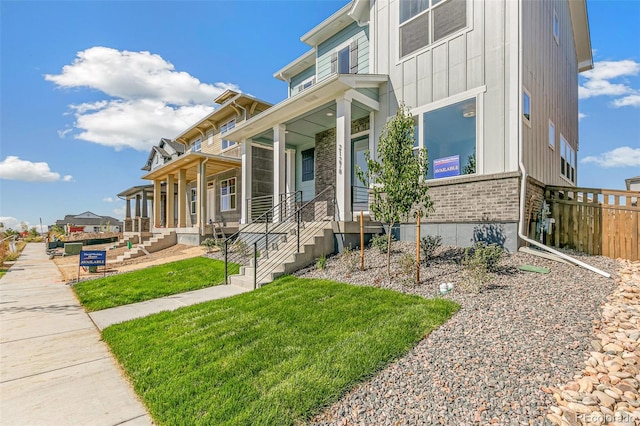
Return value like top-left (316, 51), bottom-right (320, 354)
top-left (273, 124), bottom-right (286, 222)
top-left (166, 174), bottom-right (175, 228)
top-left (177, 169), bottom-right (187, 228)
top-left (153, 180), bottom-right (161, 228)
top-left (241, 139), bottom-right (252, 224)
top-left (196, 160), bottom-right (203, 232)
top-left (336, 96), bottom-right (352, 221)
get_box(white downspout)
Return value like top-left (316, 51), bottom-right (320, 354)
top-left (515, 1), bottom-right (609, 278)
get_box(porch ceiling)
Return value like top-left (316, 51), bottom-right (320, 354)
top-left (225, 73), bottom-right (388, 144)
top-left (141, 152), bottom-right (241, 182)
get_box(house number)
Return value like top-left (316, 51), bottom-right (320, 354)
top-left (338, 144), bottom-right (343, 175)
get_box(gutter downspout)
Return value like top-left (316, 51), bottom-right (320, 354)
top-left (232, 98), bottom-right (247, 121)
top-left (515, 1), bottom-right (610, 278)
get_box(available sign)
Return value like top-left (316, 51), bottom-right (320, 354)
top-left (79, 250), bottom-right (106, 267)
top-left (433, 155), bottom-right (460, 179)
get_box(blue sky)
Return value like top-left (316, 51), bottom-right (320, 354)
top-left (1, 0), bottom-right (639, 232)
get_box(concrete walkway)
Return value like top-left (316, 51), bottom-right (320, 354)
top-left (0, 243), bottom-right (153, 426)
top-left (89, 284), bottom-right (250, 330)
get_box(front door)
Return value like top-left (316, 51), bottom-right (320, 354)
top-left (352, 136), bottom-right (369, 212)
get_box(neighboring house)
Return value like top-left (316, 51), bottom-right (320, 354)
top-left (54, 211), bottom-right (122, 233)
top-left (138, 89), bottom-right (272, 245)
top-left (626, 176), bottom-right (640, 192)
top-left (223, 0), bottom-right (592, 251)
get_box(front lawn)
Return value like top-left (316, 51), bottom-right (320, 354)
top-left (102, 276), bottom-right (459, 426)
top-left (74, 257), bottom-right (237, 311)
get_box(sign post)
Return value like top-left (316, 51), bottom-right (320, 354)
top-left (79, 250), bottom-right (107, 279)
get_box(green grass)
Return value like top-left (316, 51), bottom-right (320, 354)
top-left (74, 257), bottom-right (238, 311)
top-left (102, 276), bottom-right (459, 426)
top-left (0, 268), bottom-right (7, 279)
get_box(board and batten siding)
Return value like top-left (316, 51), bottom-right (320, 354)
top-left (522, 0), bottom-right (579, 186)
top-left (317, 21), bottom-right (370, 82)
top-left (373, 0), bottom-right (518, 176)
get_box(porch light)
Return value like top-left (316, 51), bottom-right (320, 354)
top-left (326, 112), bottom-right (334, 116)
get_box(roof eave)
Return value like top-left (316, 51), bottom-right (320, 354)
top-left (568, 0), bottom-right (594, 73)
top-left (273, 49), bottom-right (316, 81)
top-left (300, 2), bottom-right (354, 47)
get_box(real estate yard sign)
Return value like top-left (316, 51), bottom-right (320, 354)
top-left (433, 155), bottom-right (460, 179)
top-left (78, 250), bottom-right (107, 279)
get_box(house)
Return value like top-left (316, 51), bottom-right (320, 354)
top-left (54, 211), bottom-right (122, 233)
top-left (626, 176), bottom-right (640, 192)
top-left (222, 0), bottom-right (592, 252)
top-left (137, 90), bottom-right (272, 245)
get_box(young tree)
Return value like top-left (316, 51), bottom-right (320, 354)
top-left (357, 104), bottom-right (433, 276)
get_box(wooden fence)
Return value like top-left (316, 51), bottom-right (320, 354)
top-left (544, 186), bottom-right (639, 261)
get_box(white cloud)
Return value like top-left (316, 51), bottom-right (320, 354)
top-left (612, 94), bottom-right (640, 108)
top-left (578, 112), bottom-right (587, 120)
top-left (0, 217), bottom-right (46, 233)
top-left (46, 47), bottom-right (241, 151)
top-left (579, 60), bottom-right (640, 105)
top-left (0, 156), bottom-right (73, 182)
top-left (112, 205), bottom-right (126, 220)
top-left (103, 197), bottom-right (114, 202)
top-left (57, 128), bottom-right (72, 138)
top-left (581, 146), bottom-right (640, 168)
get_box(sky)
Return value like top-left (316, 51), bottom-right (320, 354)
top-left (1, 0), bottom-right (639, 232)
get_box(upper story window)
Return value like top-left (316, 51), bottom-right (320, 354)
top-left (221, 119), bottom-right (236, 150)
top-left (400, 0), bottom-right (467, 58)
top-left (294, 76), bottom-right (315, 95)
top-left (523, 88), bottom-right (531, 126)
top-left (553, 10), bottom-right (560, 44)
top-left (560, 135), bottom-right (576, 183)
top-left (191, 138), bottom-right (202, 153)
top-left (331, 41), bottom-right (359, 75)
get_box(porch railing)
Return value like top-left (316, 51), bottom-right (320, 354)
top-left (223, 186), bottom-right (336, 288)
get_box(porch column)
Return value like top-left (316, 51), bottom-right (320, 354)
top-left (125, 198), bottom-right (131, 219)
top-left (134, 194), bottom-right (141, 217)
top-left (336, 96), bottom-right (352, 221)
top-left (167, 174), bottom-right (175, 228)
top-left (241, 139), bottom-right (252, 224)
top-left (141, 190), bottom-right (148, 217)
top-left (153, 180), bottom-right (162, 228)
top-left (177, 169), bottom-right (187, 228)
top-left (273, 124), bottom-right (286, 222)
top-left (196, 160), bottom-right (203, 232)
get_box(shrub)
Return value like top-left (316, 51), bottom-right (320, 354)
top-left (370, 233), bottom-right (394, 253)
top-left (316, 254), bottom-right (327, 270)
top-left (233, 239), bottom-right (250, 257)
top-left (420, 235), bottom-right (442, 264)
top-left (397, 252), bottom-right (417, 286)
top-left (340, 246), bottom-right (360, 273)
top-left (201, 238), bottom-right (217, 253)
top-left (459, 242), bottom-right (504, 293)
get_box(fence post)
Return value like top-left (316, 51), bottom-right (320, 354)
top-left (224, 239), bottom-right (228, 285)
top-left (253, 242), bottom-right (258, 290)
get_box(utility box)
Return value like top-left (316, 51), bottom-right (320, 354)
top-left (64, 243), bottom-right (83, 256)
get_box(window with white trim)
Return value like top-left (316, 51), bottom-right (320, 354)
top-left (424, 97), bottom-right (477, 179)
top-left (301, 148), bottom-right (315, 182)
top-left (191, 138), bottom-right (202, 153)
top-left (331, 40), bottom-right (359, 75)
top-left (560, 135), bottom-right (576, 183)
top-left (221, 119), bottom-right (236, 150)
top-left (220, 178), bottom-right (236, 211)
top-left (190, 188), bottom-right (197, 215)
top-left (549, 120), bottom-right (555, 149)
top-left (399, 0), bottom-right (467, 58)
top-left (523, 89), bottom-right (531, 126)
top-left (553, 10), bottom-right (560, 44)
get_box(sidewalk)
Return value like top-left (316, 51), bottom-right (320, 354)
top-left (89, 284), bottom-right (249, 330)
top-left (0, 243), bottom-right (153, 426)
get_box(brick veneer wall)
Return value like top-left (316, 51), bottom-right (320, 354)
top-left (421, 172), bottom-right (521, 223)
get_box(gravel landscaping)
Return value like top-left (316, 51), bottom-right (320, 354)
top-left (295, 242), bottom-right (620, 425)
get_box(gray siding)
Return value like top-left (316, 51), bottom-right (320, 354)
top-left (317, 22), bottom-right (370, 81)
top-left (522, 0), bottom-right (579, 186)
top-left (374, 0), bottom-right (518, 176)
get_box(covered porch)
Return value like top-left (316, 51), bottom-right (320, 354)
top-left (142, 151), bottom-right (242, 242)
top-left (226, 73), bottom-right (387, 224)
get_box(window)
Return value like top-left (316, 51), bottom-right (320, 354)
top-left (338, 46), bottom-right (350, 74)
top-left (553, 10), bottom-right (559, 44)
top-left (191, 138), bottom-right (202, 153)
top-left (220, 178), bottom-right (236, 211)
top-left (221, 119), bottom-right (236, 150)
top-left (294, 77), bottom-right (315, 94)
top-left (549, 120), bottom-right (555, 149)
top-left (560, 135), bottom-right (576, 183)
top-left (424, 98), bottom-right (477, 179)
top-left (331, 41), bottom-right (358, 75)
top-left (400, 0), bottom-right (467, 58)
top-left (301, 148), bottom-right (315, 182)
top-left (190, 188), bottom-right (197, 215)
top-left (523, 89), bottom-right (531, 125)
